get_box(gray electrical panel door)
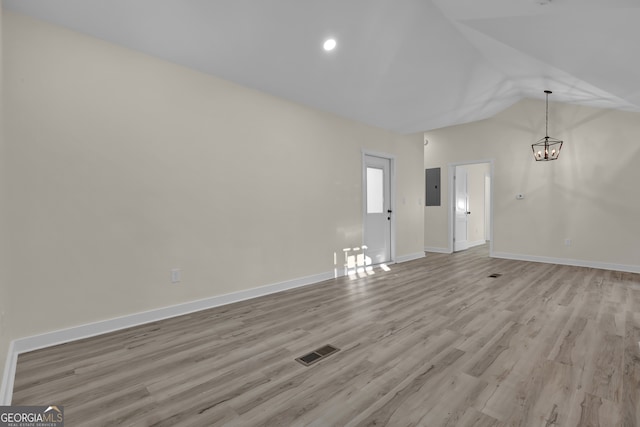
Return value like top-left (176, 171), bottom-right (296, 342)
top-left (425, 168), bottom-right (441, 206)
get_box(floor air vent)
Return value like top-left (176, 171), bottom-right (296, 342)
top-left (488, 273), bottom-right (502, 278)
top-left (296, 344), bottom-right (340, 366)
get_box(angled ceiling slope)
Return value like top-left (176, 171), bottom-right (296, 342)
top-left (4, 0), bottom-right (640, 133)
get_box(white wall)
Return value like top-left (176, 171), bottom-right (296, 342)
top-left (0, 0), bottom-right (11, 391)
top-left (425, 98), bottom-right (640, 271)
top-left (2, 11), bottom-right (424, 349)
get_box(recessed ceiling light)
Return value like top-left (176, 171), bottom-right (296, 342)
top-left (323, 39), bottom-right (336, 51)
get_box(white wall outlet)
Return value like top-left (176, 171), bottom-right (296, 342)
top-left (564, 238), bottom-right (572, 246)
top-left (170, 268), bottom-right (182, 283)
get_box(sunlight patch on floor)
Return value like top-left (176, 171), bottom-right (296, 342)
top-left (334, 246), bottom-right (391, 280)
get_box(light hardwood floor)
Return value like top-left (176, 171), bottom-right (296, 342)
top-left (12, 246), bottom-right (640, 426)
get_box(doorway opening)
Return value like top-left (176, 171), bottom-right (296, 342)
top-left (450, 161), bottom-right (493, 254)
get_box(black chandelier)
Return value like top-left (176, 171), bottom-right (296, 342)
top-left (532, 90), bottom-right (563, 161)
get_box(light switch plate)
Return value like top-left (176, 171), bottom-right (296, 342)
top-left (170, 268), bottom-right (181, 283)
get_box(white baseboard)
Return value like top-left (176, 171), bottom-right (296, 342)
top-left (467, 240), bottom-right (487, 249)
top-left (395, 252), bottom-right (426, 263)
top-left (492, 252), bottom-right (640, 274)
top-left (0, 269), bottom-right (337, 405)
top-left (424, 246), bottom-right (451, 254)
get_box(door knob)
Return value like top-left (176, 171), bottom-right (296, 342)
top-left (466, 211), bottom-right (471, 214)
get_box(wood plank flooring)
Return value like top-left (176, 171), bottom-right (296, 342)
top-left (12, 246), bottom-right (640, 426)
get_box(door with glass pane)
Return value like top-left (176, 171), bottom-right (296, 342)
top-left (364, 154), bottom-right (392, 264)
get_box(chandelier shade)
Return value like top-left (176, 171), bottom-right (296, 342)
top-left (532, 90), bottom-right (563, 161)
top-left (532, 136), bottom-right (563, 161)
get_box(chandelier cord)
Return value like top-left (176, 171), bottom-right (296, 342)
top-left (545, 91), bottom-right (549, 138)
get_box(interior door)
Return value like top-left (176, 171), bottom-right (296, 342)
top-left (364, 155), bottom-right (392, 264)
top-left (454, 166), bottom-right (470, 252)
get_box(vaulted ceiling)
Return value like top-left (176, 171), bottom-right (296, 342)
top-left (4, 0), bottom-right (639, 133)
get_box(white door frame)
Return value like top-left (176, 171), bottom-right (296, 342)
top-left (454, 166), bottom-right (470, 252)
top-left (448, 159), bottom-right (494, 256)
top-left (362, 150), bottom-right (396, 264)
top-left (484, 173), bottom-right (491, 242)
